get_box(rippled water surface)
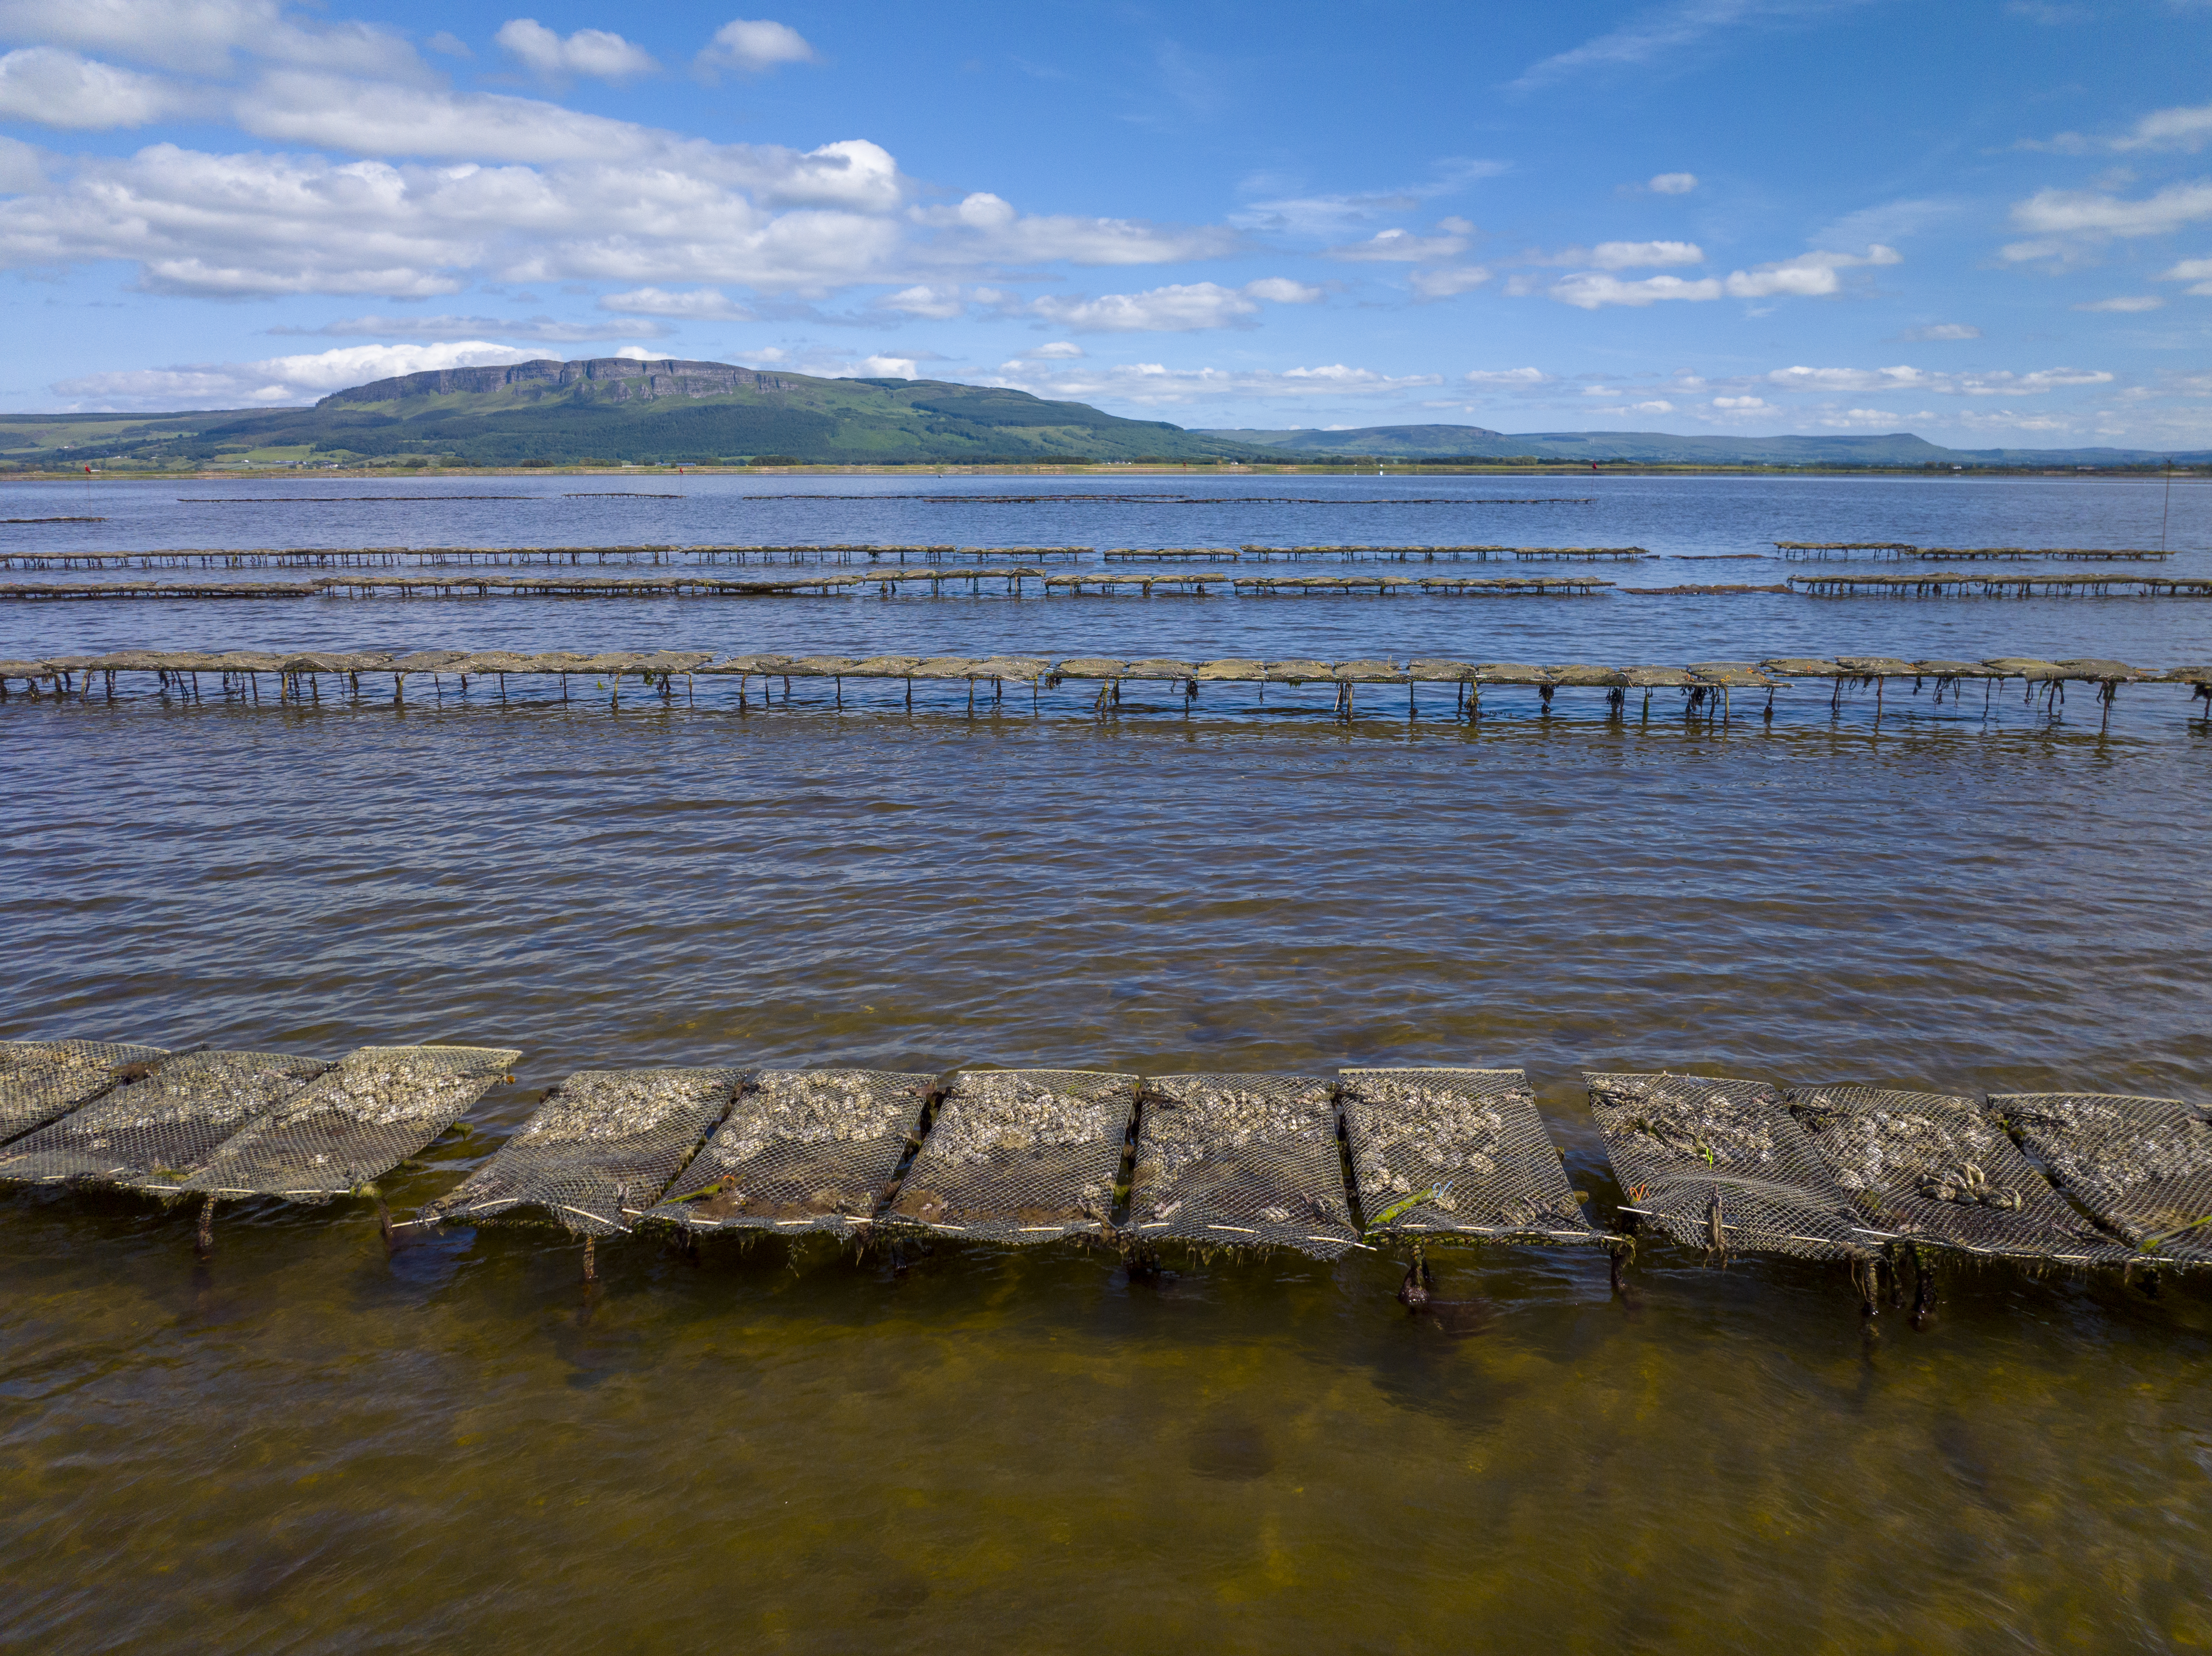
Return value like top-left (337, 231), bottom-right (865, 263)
top-left (3, 475), bottom-right (2210, 1651)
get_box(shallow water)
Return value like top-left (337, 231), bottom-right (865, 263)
top-left (3, 475), bottom-right (2210, 1650)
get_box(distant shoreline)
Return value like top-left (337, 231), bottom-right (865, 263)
top-left (5, 463), bottom-right (2207, 483)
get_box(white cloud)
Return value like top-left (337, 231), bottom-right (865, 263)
top-left (50, 339), bottom-right (539, 408)
top-left (494, 19), bottom-right (657, 83)
top-left (1511, 0), bottom-right (1881, 91)
top-left (1028, 281), bottom-right (1259, 332)
top-left (1411, 265), bottom-right (1491, 298)
top-left (425, 31), bottom-right (470, 58)
top-left (274, 311), bottom-right (668, 339)
top-left (1764, 364), bottom-right (2113, 396)
top-left (2074, 295), bottom-right (2165, 312)
top-left (1024, 277), bottom-right (1317, 331)
top-left (1722, 243), bottom-right (1900, 297)
top-left (1463, 367), bottom-right (1548, 386)
top-left (1020, 340), bottom-right (1083, 359)
top-left (1552, 271), bottom-right (1723, 307)
top-left (0, 46), bottom-right (182, 128)
top-left (2034, 102), bottom-right (2212, 156)
top-left (2157, 256), bottom-right (2212, 296)
top-left (0, 134), bottom-right (41, 191)
top-left (597, 286), bottom-right (754, 318)
top-left (855, 354), bottom-right (916, 379)
top-left (910, 191), bottom-right (1239, 266)
top-left (1589, 239), bottom-right (1703, 268)
top-left (0, 0), bottom-right (424, 78)
top-left (1230, 163), bottom-right (1505, 235)
top-left (881, 283), bottom-right (967, 318)
top-left (1899, 322), bottom-right (1980, 339)
top-left (696, 18), bottom-right (816, 76)
top-left (1325, 224), bottom-right (1468, 261)
top-left (1711, 394), bottom-right (1766, 407)
top-left (1649, 171), bottom-right (1697, 193)
top-left (986, 360), bottom-right (1444, 408)
top-left (1243, 275), bottom-right (1322, 303)
top-left (2009, 180), bottom-right (2212, 245)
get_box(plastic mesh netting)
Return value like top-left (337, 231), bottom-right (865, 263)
top-left (183, 1045), bottom-right (520, 1201)
top-left (1339, 1068), bottom-right (1599, 1247)
top-left (1991, 1092), bottom-right (2212, 1264)
top-left (1123, 1074), bottom-right (1356, 1258)
top-left (423, 1067), bottom-right (743, 1236)
top-left (0, 1051), bottom-right (331, 1190)
top-left (647, 1069), bottom-right (935, 1238)
top-left (0, 1040), bottom-right (171, 1143)
top-left (1585, 1071), bottom-right (1880, 1260)
top-left (1786, 1085), bottom-right (2132, 1265)
top-left (883, 1069), bottom-right (1138, 1245)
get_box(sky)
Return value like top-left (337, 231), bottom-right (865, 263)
top-left (2, 0), bottom-right (2209, 447)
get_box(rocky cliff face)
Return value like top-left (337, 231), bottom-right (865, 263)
top-left (319, 358), bottom-right (799, 407)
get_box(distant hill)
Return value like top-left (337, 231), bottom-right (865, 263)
top-left (1203, 423), bottom-right (2209, 467)
top-left (5, 369), bottom-right (2205, 469)
top-left (11, 358), bottom-right (1261, 467)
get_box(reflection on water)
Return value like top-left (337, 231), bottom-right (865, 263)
top-left (3, 477), bottom-right (2209, 1647)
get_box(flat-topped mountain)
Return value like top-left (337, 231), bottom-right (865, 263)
top-left (88, 356), bottom-right (1263, 466)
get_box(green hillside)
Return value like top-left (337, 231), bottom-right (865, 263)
top-left (1205, 423), bottom-right (2209, 467)
top-left (0, 358), bottom-right (1260, 468)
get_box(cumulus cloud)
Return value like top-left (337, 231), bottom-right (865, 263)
top-left (855, 353), bottom-right (916, 379)
top-left (1763, 364), bottom-right (2112, 396)
top-left (1548, 243), bottom-right (1898, 306)
top-left (0, 0), bottom-right (424, 78)
top-left (0, 134), bottom-right (42, 191)
top-left (2031, 102), bottom-right (2212, 156)
top-left (1021, 340), bottom-right (1083, 359)
top-left (0, 46), bottom-right (183, 127)
top-left (987, 360), bottom-right (1444, 408)
top-left (1463, 367), bottom-right (1548, 386)
top-left (1649, 171), bottom-right (1697, 193)
top-left (271, 311), bottom-right (668, 339)
top-left (1711, 394), bottom-right (1766, 407)
top-left (1410, 265), bottom-right (1491, 298)
top-left (1024, 278), bottom-right (1314, 332)
top-left (494, 19), bottom-right (657, 83)
top-left (597, 286), bottom-right (754, 318)
top-left (1325, 221), bottom-right (1470, 262)
top-left (1588, 239), bottom-right (1703, 268)
top-left (909, 191), bottom-right (1239, 266)
top-left (1244, 276), bottom-right (1323, 303)
top-left (696, 18), bottom-right (816, 76)
top-left (2007, 180), bottom-right (2212, 250)
top-left (2160, 256), bottom-right (2212, 295)
top-left (51, 339), bottom-right (540, 408)
top-left (2074, 294), bottom-right (2165, 312)
top-left (1898, 322), bottom-right (1980, 339)
top-left (1551, 271), bottom-right (1722, 307)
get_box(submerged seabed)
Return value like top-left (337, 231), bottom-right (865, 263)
top-left (4, 476), bottom-right (2211, 1650)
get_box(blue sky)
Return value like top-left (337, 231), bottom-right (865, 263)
top-left (2, 0), bottom-right (2209, 446)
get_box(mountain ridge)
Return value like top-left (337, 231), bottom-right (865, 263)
top-left (4, 361), bottom-right (2205, 468)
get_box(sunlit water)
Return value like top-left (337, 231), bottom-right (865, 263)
top-left (3, 475), bottom-right (2209, 1650)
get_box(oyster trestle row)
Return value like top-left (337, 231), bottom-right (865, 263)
top-left (3, 1041), bottom-right (2205, 1277)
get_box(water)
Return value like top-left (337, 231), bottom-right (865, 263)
top-left (4, 474), bottom-right (2209, 1649)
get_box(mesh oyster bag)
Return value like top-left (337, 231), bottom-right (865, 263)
top-left (1584, 1072), bottom-right (1880, 1260)
top-left (647, 1069), bottom-right (936, 1238)
top-left (423, 1067), bottom-right (744, 1236)
top-left (883, 1069), bottom-right (1138, 1244)
top-left (0, 1040), bottom-right (172, 1143)
top-left (0, 1051), bottom-right (332, 1190)
top-left (183, 1045), bottom-right (520, 1202)
top-left (1339, 1068), bottom-right (1599, 1247)
top-left (1990, 1092), bottom-right (2212, 1264)
top-left (1123, 1074), bottom-right (1356, 1258)
top-left (1786, 1085), bottom-right (2133, 1265)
